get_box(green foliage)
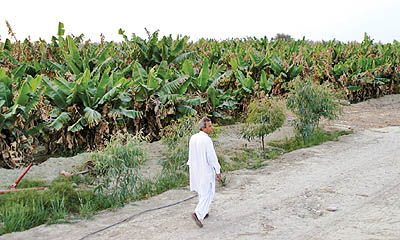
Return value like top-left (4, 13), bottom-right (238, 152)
top-left (0, 177), bottom-right (103, 235)
top-left (161, 115), bottom-right (199, 172)
top-left (14, 179), bottom-right (47, 189)
top-left (269, 128), bottom-right (352, 151)
top-left (286, 77), bottom-right (343, 139)
top-left (219, 146), bottom-right (282, 172)
top-left (241, 98), bottom-right (286, 151)
top-left (0, 70), bottom-right (44, 168)
top-left (91, 132), bottom-right (146, 203)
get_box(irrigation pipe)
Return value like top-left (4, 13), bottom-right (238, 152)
top-left (79, 194), bottom-right (197, 240)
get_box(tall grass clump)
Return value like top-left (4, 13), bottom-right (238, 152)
top-left (269, 128), bottom-right (352, 152)
top-left (91, 132), bottom-right (146, 204)
top-left (0, 178), bottom-right (100, 235)
top-left (158, 115), bottom-right (200, 191)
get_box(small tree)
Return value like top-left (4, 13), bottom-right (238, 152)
top-left (241, 98), bottom-right (286, 151)
top-left (286, 77), bottom-right (342, 139)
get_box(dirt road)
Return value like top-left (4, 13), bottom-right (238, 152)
top-left (2, 95), bottom-right (400, 240)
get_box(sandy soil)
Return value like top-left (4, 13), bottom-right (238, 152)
top-left (1, 94), bottom-right (399, 240)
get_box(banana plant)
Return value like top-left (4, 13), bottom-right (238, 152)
top-left (269, 54), bottom-right (303, 82)
top-left (182, 58), bottom-right (228, 93)
top-left (119, 29), bottom-right (196, 69)
top-left (43, 68), bottom-right (141, 133)
top-left (181, 57), bottom-right (236, 117)
top-left (0, 69), bottom-right (43, 167)
top-left (132, 60), bottom-right (206, 118)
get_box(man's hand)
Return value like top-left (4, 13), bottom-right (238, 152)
top-left (216, 173), bottom-right (222, 181)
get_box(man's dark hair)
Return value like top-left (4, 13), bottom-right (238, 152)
top-left (198, 117), bottom-right (211, 130)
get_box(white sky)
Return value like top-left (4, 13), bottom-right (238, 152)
top-left (1, 0), bottom-right (399, 43)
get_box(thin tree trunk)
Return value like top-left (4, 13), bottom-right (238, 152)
top-left (262, 136), bottom-right (265, 152)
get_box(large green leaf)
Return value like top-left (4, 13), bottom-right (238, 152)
top-left (119, 107), bottom-right (142, 119)
top-left (229, 57), bottom-right (239, 71)
top-left (84, 107), bottom-right (102, 125)
top-left (177, 105), bottom-right (197, 115)
top-left (96, 83), bottom-right (121, 107)
top-left (250, 49), bottom-right (266, 67)
top-left (132, 61), bottom-right (147, 84)
top-left (76, 70), bottom-right (91, 107)
top-left (159, 93), bottom-right (180, 104)
top-left (199, 58), bottom-right (210, 92)
top-left (170, 51), bottom-right (196, 65)
top-left (208, 87), bottom-right (218, 108)
top-left (156, 61), bottom-right (169, 80)
top-left (147, 67), bottom-right (160, 90)
top-left (4, 104), bottom-right (27, 120)
top-left (260, 70), bottom-right (273, 92)
top-left (66, 36), bottom-right (83, 70)
top-left (54, 77), bottom-right (73, 95)
top-left (182, 59), bottom-right (194, 77)
top-left (12, 64), bottom-right (28, 82)
top-left (29, 75), bottom-right (42, 93)
top-left (158, 75), bottom-right (187, 95)
top-left (68, 117), bottom-right (86, 132)
top-left (57, 22), bottom-right (65, 36)
top-left (42, 76), bottom-right (68, 108)
top-left (15, 76), bottom-right (33, 106)
top-left (270, 55), bottom-right (283, 76)
top-left (185, 97), bottom-right (207, 106)
top-left (170, 38), bottom-right (185, 57)
top-left (47, 61), bottom-right (67, 73)
top-left (91, 57), bottom-right (113, 77)
top-left (64, 52), bottom-right (81, 75)
top-left (49, 112), bottom-right (71, 131)
top-left (207, 68), bottom-right (229, 90)
top-left (94, 66), bottom-right (111, 102)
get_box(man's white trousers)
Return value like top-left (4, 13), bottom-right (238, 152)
top-left (195, 182), bottom-right (215, 221)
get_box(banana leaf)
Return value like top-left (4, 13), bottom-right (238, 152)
top-left (42, 76), bottom-right (68, 108)
top-left (68, 117), bottom-right (86, 132)
top-left (182, 59), bottom-right (194, 77)
top-left (84, 107), bottom-right (102, 125)
top-left (199, 58), bottom-right (210, 92)
top-left (118, 107), bottom-right (143, 119)
top-left (49, 112), bottom-right (71, 131)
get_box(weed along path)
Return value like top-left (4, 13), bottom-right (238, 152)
top-left (2, 95), bottom-right (400, 240)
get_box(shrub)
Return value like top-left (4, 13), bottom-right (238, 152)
top-left (286, 77), bottom-right (342, 139)
top-left (241, 98), bottom-right (286, 151)
top-left (161, 115), bottom-right (199, 173)
top-left (91, 132), bottom-right (146, 203)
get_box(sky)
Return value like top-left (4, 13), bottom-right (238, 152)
top-left (1, 0), bottom-right (399, 43)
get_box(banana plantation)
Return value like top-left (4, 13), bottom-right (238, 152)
top-left (0, 22), bottom-right (399, 168)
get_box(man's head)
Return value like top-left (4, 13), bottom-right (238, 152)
top-left (199, 117), bottom-right (213, 135)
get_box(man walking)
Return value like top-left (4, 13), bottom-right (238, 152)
top-left (187, 117), bottom-right (222, 228)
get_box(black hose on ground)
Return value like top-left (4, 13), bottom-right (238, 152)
top-left (78, 194), bottom-right (197, 240)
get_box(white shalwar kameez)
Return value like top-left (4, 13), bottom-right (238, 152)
top-left (187, 131), bottom-right (221, 221)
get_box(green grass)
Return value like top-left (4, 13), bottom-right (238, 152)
top-left (0, 176), bottom-right (124, 235)
top-left (268, 128), bottom-right (352, 152)
top-left (220, 147), bottom-right (284, 172)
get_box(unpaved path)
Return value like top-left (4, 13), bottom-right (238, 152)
top-left (1, 95), bottom-right (400, 240)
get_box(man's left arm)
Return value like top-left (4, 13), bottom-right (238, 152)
top-left (206, 139), bottom-right (221, 177)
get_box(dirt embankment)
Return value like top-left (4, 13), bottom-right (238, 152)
top-left (1, 94), bottom-right (399, 240)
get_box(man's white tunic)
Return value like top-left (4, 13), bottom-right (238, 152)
top-left (187, 131), bottom-right (221, 195)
